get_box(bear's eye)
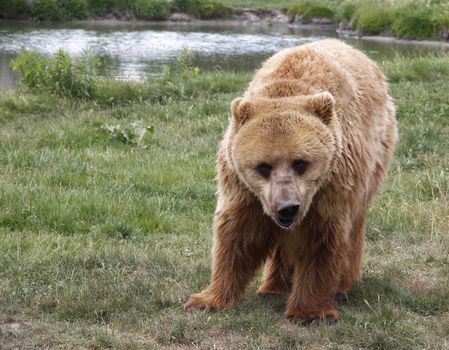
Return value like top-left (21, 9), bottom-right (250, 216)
top-left (255, 163), bottom-right (272, 179)
top-left (292, 159), bottom-right (310, 175)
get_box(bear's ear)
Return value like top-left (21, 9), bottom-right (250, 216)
top-left (231, 97), bottom-right (254, 125)
top-left (304, 92), bottom-right (335, 125)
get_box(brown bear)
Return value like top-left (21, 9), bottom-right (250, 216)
top-left (184, 39), bottom-right (397, 325)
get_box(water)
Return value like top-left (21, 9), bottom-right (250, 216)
top-left (0, 21), bottom-right (445, 90)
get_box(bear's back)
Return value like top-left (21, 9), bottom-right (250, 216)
top-left (245, 39), bottom-right (389, 124)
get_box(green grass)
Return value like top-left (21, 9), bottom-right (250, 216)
top-left (392, 8), bottom-right (436, 40)
top-left (350, 0), bottom-right (394, 34)
top-left (1, 51), bottom-right (449, 348)
top-left (174, 0), bottom-right (234, 19)
top-left (131, 0), bottom-right (171, 21)
top-left (337, 0), bottom-right (449, 39)
top-left (287, 1), bottom-right (335, 22)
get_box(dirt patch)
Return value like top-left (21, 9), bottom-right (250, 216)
top-left (0, 321), bottom-right (22, 334)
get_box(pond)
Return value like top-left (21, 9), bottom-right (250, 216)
top-left (0, 21), bottom-right (446, 90)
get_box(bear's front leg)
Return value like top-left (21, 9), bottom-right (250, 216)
top-left (285, 221), bottom-right (349, 326)
top-left (184, 202), bottom-right (274, 312)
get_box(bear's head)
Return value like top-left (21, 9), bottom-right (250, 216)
top-left (229, 92), bottom-right (340, 230)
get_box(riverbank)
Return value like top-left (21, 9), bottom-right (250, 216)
top-left (1, 0), bottom-right (449, 42)
top-left (349, 34), bottom-right (449, 49)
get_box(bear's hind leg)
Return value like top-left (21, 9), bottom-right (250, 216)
top-left (337, 210), bottom-right (367, 298)
top-left (257, 243), bottom-right (291, 296)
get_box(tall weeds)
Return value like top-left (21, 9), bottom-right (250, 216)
top-left (10, 48), bottom-right (248, 105)
top-left (10, 49), bottom-right (98, 98)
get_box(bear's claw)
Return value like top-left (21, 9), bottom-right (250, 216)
top-left (286, 306), bottom-right (339, 327)
top-left (287, 314), bottom-right (338, 326)
top-left (183, 302), bottom-right (212, 313)
top-left (184, 292), bottom-right (222, 313)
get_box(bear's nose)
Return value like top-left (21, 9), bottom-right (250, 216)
top-left (276, 201), bottom-right (300, 228)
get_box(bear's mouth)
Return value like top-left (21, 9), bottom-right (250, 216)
top-left (275, 216), bottom-right (297, 230)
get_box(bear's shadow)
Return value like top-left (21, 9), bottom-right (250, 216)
top-left (240, 275), bottom-right (447, 317)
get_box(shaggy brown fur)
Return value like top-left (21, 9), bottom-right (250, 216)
top-left (184, 39), bottom-right (397, 325)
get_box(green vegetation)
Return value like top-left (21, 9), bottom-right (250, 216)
top-left (33, 0), bottom-right (87, 20)
top-left (350, 0), bottom-right (394, 34)
top-left (130, 0), bottom-right (170, 20)
top-left (101, 121), bottom-right (155, 146)
top-left (174, 0), bottom-right (233, 19)
top-left (0, 0), bottom-right (233, 21)
top-left (336, 0), bottom-right (449, 39)
top-left (9, 48), bottom-right (244, 105)
top-left (391, 6), bottom-right (436, 39)
top-left (0, 0), bottom-right (30, 19)
top-left (10, 49), bottom-right (98, 98)
top-left (232, 0), bottom-right (449, 40)
top-left (226, 0), bottom-right (299, 9)
top-left (287, 0), bottom-right (449, 39)
top-left (30, 0), bottom-right (89, 21)
top-left (334, 0), bottom-right (356, 20)
top-left (1, 0), bottom-right (448, 40)
top-left (1, 48), bottom-right (448, 348)
top-left (383, 54), bottom-right (449, 82)
top-left (287, 1), bottom-right (335, 22)
top-left (86, 0), bottom-right (128, 17)
top-left (30, 0), bottom-right (62, 22)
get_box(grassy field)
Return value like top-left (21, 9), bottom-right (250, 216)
top-left (1, 50), bottom-right (449, 349)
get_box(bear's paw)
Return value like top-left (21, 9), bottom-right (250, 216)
top-left (184, 291), bottom-right (228, 312)
top-left (286, 307), bottom-right (339, 326)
